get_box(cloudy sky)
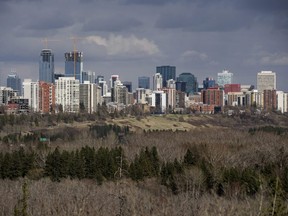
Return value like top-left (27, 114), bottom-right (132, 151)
top-left (0, 0), bottom-right (287, 90)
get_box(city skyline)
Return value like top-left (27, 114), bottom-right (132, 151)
top-left (0, 0), bottom-right (287, 91)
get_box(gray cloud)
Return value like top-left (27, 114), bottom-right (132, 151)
top-left (123, 0), bottom-right (178, 5)
top-left (82, 16), bottom-right (142, 32)
top-left (236, 0), bottom-right (288, 12)
top-left (156, 7), bottom-right (251, 32)
top-left (25, 16), bottom-right (75, 30)
top-left (0, 0), bottom-right (287, 91)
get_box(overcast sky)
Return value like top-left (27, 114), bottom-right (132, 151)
top-left (0, 0), bottom-right (287, 90)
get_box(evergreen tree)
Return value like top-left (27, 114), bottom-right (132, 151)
top-left (45, 147), bottom-right (62, 181)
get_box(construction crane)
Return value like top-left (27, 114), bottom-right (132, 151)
top-left (68, 36), bottom-right (84, 79)
top-left (41, 38), bottom-right (60, 49)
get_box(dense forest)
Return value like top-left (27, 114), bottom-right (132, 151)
top-left (0, 111), bottom-right (288, 215)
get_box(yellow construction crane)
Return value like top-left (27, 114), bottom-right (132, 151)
top-left (41, 38), bottom-right (60, 49)
top-left (69, 36), bottom-right (84, 79)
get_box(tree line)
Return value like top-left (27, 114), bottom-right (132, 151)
top-left (1, 145), bottom-right (288, 202)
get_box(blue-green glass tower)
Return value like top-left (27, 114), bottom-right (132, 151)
top-left (39, 49), bottom-right (54, 83)
top-left (65, 51), bottom-right (83, 82)
top-left (177, 72), bottom-right (198, 95)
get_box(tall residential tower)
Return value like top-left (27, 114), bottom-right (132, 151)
top-left (65, 51), bottom-right (83, 82)
top-left (217, 70), bottom-right (233, 87)
top-left (39, 49), bottom-right (54, 83)
top-left (257, 71), bottom-right (276, 92)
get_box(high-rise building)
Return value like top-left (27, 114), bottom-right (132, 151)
top-left (135, 88), bottom-right (147, 104)
top-left (203, 77), bottom-right (216, 89)
top-left (80, 81), bottom-right (102, 113)
top-left (99, 80), bottom-right (108, 96)
top-left (96, 75), bottom-right (104, 84)
top-left (217, 70), bottom-right (233, 87)
top-left (163, 88), bottom-right (176, 110)
top-left (39, 49), bottom-right (54, 83)
top-left (153, 73), bottom-right (162, 90)
top-left (276, 91), bottom-right (288, 113)
top-left (151, 90), bottom-right (166, 113)
top-left (115, 84), bottom-right (128, 105)
top-left (0, 87), bottom-right (15, 105)
top-left (39, 81), bottom-right (55, 114)
top-left (122, 81), bottom-right (132, 93)
top-left (65, 51), bottom-right (83, 82)
top-left (166, 79), bottom-right (176, 89)
top-left (110, 75), bottom-right (120, 102)
top-left (54, 73), bottom-right (65, 81)
top-left (175, 81), bottom-right (186, 92)
top-left (257, 71), bottom-right (276, 92)
top-left (7, 74), bottom-right (22, 96)
top-left (22, 79), bottom-right (39, 112)
top-left (156, 65), bottom-right (176, 87)
top-left (55, 77), bottom-right (80, 112)
top-left (138, 76), bottom-right (150, 89)
top-left (263, 89), bottom-right (277, 111)
top-left (177, 73), bottom-right (198, 95)
top-left (82, 71), bottom-right (96, 84)
top-left (201, 88), bottom-right (224, 106)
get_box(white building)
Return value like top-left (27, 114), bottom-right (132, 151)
top-left (153, 73), bottom-right (163, 90)
top-left (166, 79), bottom-right (176, 89)
top-left (135, 88), bottom-right (146, 104)
top-left (98, 80), bottom-right (108, 96)
top-left (276, 91), bottom-right (288, 113)
top-left (22, 79), bottom-right (39, 112)
top-left (217, 70), bottom-right (233, 87)
top-left (79, 81), bottom-right (102, 113)
top-left (226, 92), bottom-right (246, 106)
top-left (257, 71), bottom-right (276, 92)
top-left (163, 88), bottom-right (176, 110)
top-left (151, 90), bottom-right (166, 113)
top-left (55, 77), bottom-right (80, 112)
top-left (114, 84), bottom-right (128, 105)
top-left (0, 87), bottom-right (15, 105)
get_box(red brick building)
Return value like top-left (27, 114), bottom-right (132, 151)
top-left (224, 84), bottom-right (241, 94)
top-left (201, 88), bottom-right (224, 106)
top-left (39, 81), bottom-right (55, 113)
top-left (263, 89), bottom-right (277, 111)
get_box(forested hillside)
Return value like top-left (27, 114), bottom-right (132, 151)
top-left (0, 112), bottom-right (288, 215)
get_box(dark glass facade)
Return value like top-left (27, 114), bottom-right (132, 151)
top-left (39, 49), bottom-right (54, 83)
top-left (177, 72), bottom-right (198, 95)
top-left (156, 66), bottom-right (176, 87)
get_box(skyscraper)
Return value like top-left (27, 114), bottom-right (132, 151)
top-left (65, 51), bottom-right (83, 82)
top-left (82, 71), bottom-right (96, 83)
top-left (156, 65), bottom-right (176, 87)
top-left (110, 75), bottom-right (120, 102)
top-left (7, 74), bottom-right (21, 95)
top-left (257, 71), bottom-right (276, 92)
top-left (138, 76), bottom-right (150, 89)
top-left (153, 73), bottom-right (163, 90)
top-left (217, 70), bottom-right (233, 87)
top-left (122, 81), bottom-right (132, 93)
top-left (177, 72), bottom-right (198, 95)
top-left (39, 49), bottom-right (54, 83)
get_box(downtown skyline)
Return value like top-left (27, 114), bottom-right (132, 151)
top-left (0, 0), bottom-right (287, 91)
